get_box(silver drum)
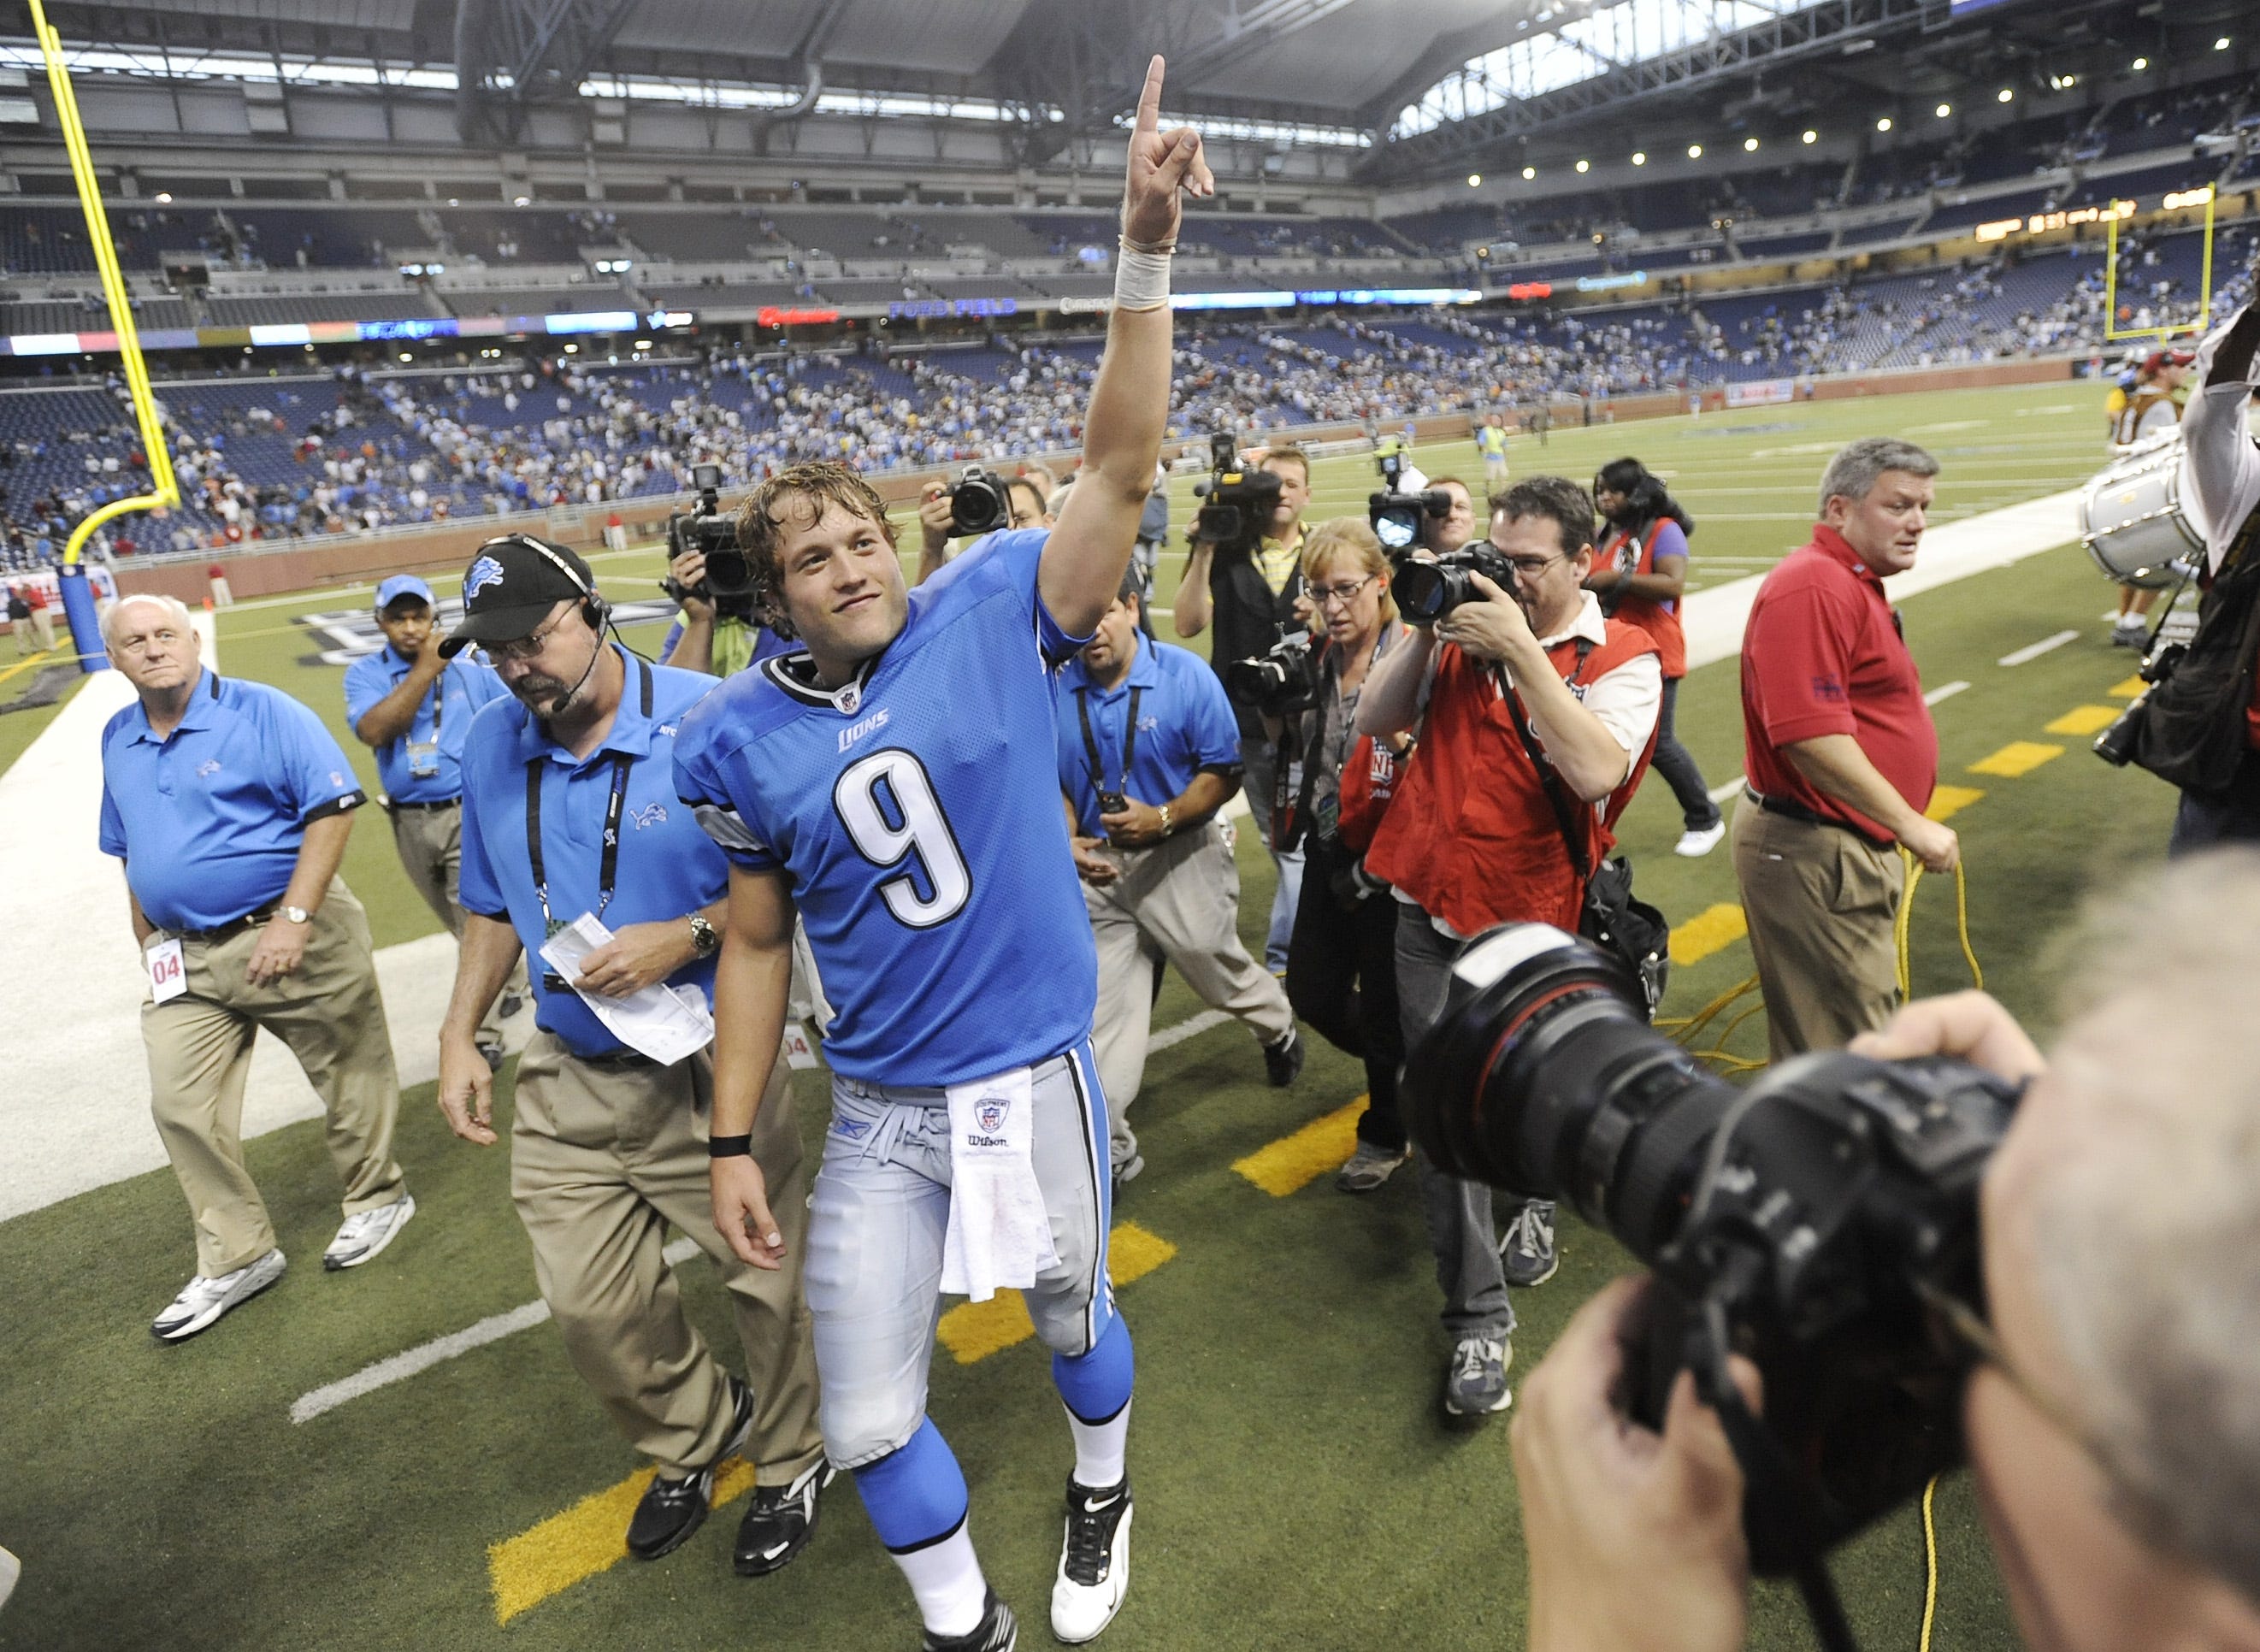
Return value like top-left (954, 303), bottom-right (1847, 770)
top-left (2080, 442), bottom-right (2203, 589)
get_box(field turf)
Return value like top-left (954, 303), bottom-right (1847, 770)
top-left (0, 379), bottom-right (2169, 1651)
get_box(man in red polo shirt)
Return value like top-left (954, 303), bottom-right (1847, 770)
top-left (1734, 436), bottom-right (1958, 1060)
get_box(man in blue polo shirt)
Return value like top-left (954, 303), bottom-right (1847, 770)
top-left (1059, 574), bottom-right (1301, 1185)
top-left (432, 534), bottom-right (826, 1578)
top-left (99, 593), bottom-right (413, 1343)
top-left (343, 573), bottom-right (522, 1065)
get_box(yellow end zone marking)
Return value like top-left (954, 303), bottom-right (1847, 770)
top-left (2107, 675), bottom-right (2146, 699)
top-left (1926, 784), bottom-right (1986, 822)
top-left (1967, 740), bottom-right (2064, 778)
top-left (489, 1456), bottom-right (758, 1624)
top-left (1232, 1097), bottom-right (1368, 1198)
top-left (2045, 705), bottom-right (2121, 736)
top-left (1670, 903), bottom-right (1746, 966)
top-left (936, 1221), bottom-right (1177, 1366)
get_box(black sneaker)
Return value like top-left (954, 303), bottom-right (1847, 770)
top-left (498, 988), bottom-right (525, 1020)
top-left (1443, 1331), bottom-right (1513, 1419)
top-left (922, 1590), bottom-right (1018, 1652)
top-left (627, 1377), bottom-right (752, 1561)
top-left (734, 1458), bottom-right (835, 1577)
top-left (1498, 1201), bottom-right (1559, 1288)
top-left (1052, 1476), bottom-right (1133, 1643)
top-left (1262, 1027), bottom-right (1304, 1088)
top-left (476, 1041), bottom-right (506, 1071)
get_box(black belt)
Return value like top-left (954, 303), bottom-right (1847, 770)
top-left (387, 796), bottom-right (461, 812)
top-left (1744, 786), bottom-right (1894, 852)
top-left (572, 1047), bottom-right (659, 1071)
top-left (174, 903), bottom-right (280, 944)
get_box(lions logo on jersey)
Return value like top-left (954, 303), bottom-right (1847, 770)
top-left (465, 556), bottom-right (507, 599)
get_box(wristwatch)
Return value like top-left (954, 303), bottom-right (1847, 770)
top-left (1158, 803), bottom-right (1174, 838)
top-left (687, 912), bottom-right (721, 958)
top-left (280, 906), bottom-right (311, 925)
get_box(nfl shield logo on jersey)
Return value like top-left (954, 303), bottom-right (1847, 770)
top-left (975, 1098), bottom-right (1009, 1134)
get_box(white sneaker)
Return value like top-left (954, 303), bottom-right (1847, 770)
top-left (1674, 821), bottom-right (1726, 858)
top-left (151, 1248), bottom-right (286, 1342)
top-left (1051, 1476), bottom-right (1132, 1643)
top-left (323, 1195), bottom-right (416, 1271)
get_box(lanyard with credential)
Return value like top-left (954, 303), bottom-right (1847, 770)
top-left (524, 655), bottom-right (650, 937)
top-left (1075, 685), bottom-right (1142, 799)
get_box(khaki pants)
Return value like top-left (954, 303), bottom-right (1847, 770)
top-left (29, 609), bottom-right (54, 652)
top-left (388, 799), bottom-right (524, 1047)
top-left (1731, 797), bottom-right (1904, 1063)
top-left (9, 617), bottom-right (29, 656)
top-left (142, 878), bottom-right (406, 1277)
top-left (1085, 819), bottom-right (1295, 1172)
top-left (510, 1031), bottom-right (823, 1483)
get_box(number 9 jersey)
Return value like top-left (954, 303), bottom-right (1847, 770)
top-left (674, 527), bottom-right (1101, 1089)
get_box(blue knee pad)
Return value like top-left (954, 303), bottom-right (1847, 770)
top-left (851, 1419), bottom-right (970, 1553)
top-left (1052, 1310), bottom-right (1134, 1425)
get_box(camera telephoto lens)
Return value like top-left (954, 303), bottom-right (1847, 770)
top-left (1391, 558), bottom-right (1470, 623)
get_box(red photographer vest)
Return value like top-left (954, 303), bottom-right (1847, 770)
top-left (1366, 621), bottom-right (1661, 936)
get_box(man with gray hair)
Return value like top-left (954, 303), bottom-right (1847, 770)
top-left (98, 593), bottom-right (414, 1342)
top-left (1507, 852), bottom-right (2260, 1652)
top-left (1732, 437), bottom-right (1958, 1059)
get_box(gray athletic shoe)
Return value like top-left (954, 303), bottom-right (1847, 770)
top-left (323, 1195), bottom-right (416, 1271)
top-left (1498, 1201), bottom-right (1559, 1288)
top-left (1336, 1142), bottom-right (1409, 1193)
top-left (151, 1248), bottom-right (286, 1342)
top-left (1443, 1332), bottom-right (1513, 1419)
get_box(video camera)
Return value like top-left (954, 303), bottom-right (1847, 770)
top-left (1390, 543), bottom-right (1519, 623)
top-left (1190, 434), bottom-right (1284, 556)
top-left (1224, 626), bottom-right (1315, 719)
top-left (1368, 452), bottom-right (1453, 553)
top-left (662, 461), bottom-right (759, 614)
top-left (947, 467), bottom-right (1014, 539)
top-left (1405, 924), bottom-right (2023, 1638)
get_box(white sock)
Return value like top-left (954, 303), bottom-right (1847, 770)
top-left (1066, 1398), bottom-right (1131, 1490)
top-left (891, 1519), bottom-right (988, 1639)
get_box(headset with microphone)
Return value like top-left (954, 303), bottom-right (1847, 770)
top-left (474, 533), bottom-right (617, 714)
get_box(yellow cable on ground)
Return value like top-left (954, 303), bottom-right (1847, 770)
top-left (28, 0), bottom-right (179, 564)
top-left (1920, 1473), bottom-right (1941, 1652)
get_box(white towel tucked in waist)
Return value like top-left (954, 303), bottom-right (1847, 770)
top-left (940, 1066), bottom-right (1059, 1301)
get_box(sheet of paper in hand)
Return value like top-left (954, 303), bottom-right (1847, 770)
top-left (538, 912), bottom-right (715, 1065)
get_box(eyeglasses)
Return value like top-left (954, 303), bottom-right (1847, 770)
top-left (1502, 552), bottom-right (1565, 580)
top-left (1313, 575), bottom-right (1378, 607)
top-left (476, 612), bottom-right (569, 664)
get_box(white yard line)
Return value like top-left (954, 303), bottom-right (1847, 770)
top-left (1997, 630), bottom-right (2079, 667)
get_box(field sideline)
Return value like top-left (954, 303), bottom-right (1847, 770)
top-left (0, 379), bottom-right (2183, 1651)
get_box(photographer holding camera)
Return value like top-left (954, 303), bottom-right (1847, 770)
top-left (659, 464), bottom-right (794, 679)
top-left (1358, 475), bottom-right (1661, 1419)
top-left (912, 469), bottom-right (1047, 586)
top-left (1176, 442), bottom-right (1313, 974)
top-left (1502, 856), bottom-right (2260, 1652)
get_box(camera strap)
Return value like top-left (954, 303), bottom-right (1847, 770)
top-left (1496, 645), bottom-right (1599, 882)
top-left (1075, 684), bottom-right (1142, 799)
top-left (525, 655), bottom-right (652, 936)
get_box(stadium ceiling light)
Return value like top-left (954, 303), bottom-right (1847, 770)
top-left (2217, 37), bottom-right (2232, 50)
top-left (2131, 56), bottom-right (2147, 70)
top-left (1576, 158), bottom-right (1590, 173)
top-left (1936, 103), bottom-right (1951, 117)
top-left (153, 191), bottom-right (173, 203)
top-left (1522, 164), bottom-right (1537, 179)
top-left (1802, 129), bottom-right (1818, 144)
top-left (1875, 116), bottom-right (1893, 132)
top-left (1687, 143), bottom-right (1702, 157)
top-left (397, 351), bottom-right (412, 363)
top-left (1997, 87), bottom-right (2014, 103)
top-left (1468, 173), bottom-right (1482, 186)
top-left (1743, 136), bottom-right (1759, 151)
top-left (513, 194), bottom-right (531, 206)
top-left (1632, 150), bottom-right (1647, 165)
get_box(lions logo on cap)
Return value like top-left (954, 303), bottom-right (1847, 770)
top-left (465, 556), bottom-right (507, 600)
top-left (975, 1098), bottom-right (1009, 1134)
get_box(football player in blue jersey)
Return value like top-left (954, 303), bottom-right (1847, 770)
top-left (673, 56), bottom-right (1209, 1652)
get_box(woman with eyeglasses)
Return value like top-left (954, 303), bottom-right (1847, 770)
top-left (1589, 457), bottom-right (1724, 857)
top-left (1276, 518), bottom-right (1415, 1193)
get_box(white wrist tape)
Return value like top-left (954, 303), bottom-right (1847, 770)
top-left (1113, 246), bottom-right (1172, 312)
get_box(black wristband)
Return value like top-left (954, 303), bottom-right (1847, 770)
top-left (707, 1133), bottom-right (754, 1159)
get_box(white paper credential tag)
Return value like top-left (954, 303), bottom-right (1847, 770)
top-left (147, 937), bottom-right (187, 1004)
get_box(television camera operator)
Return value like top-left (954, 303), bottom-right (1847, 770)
top-left (660, 463), bottom-right (794, 679)
top-left (1357, 475), bottom-right (1661, 1420)
top-left (1176, 440), bottom-right (1313, 974)
top-left (1503, 855), bottom-right (2260, 1652)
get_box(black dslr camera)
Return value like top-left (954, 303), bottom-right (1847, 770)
top-left (663, 462), bottom-right (759, 611)
top-left (1405, 925), bottom-right (2022, 1645)
top-left (1191, 433), bottom-right (1283, 555)
top-left (1368, 452), bottom-right (1453, 553)
top-left (1225, 627), bottom-right (1315, 719)
top-left (1390, 543), bottom-right (1518, 624)
top-left (2092, 640), bottom-right (2183, 767)
top-left (948, 467), bottom-right (1013, 539)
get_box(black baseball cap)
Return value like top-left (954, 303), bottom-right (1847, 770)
top-left (437, 535), bottom-right (598, 657)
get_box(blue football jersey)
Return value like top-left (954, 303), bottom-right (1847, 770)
top-left (674, 528), bottom-right (1099, 1088)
